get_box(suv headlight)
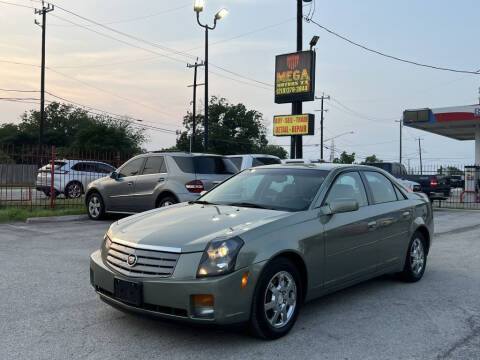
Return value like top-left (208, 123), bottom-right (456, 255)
top-left (197, 237), bottom-right (244, 277)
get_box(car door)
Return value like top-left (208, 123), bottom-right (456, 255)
top-left (104, 157), bottom-right (145, 212)
top-left (321, 171), bottom-right (379, 288)
top-left (132, 156), bottom-right (168, 212)
top-left (362, 171), bottom-right (412, 272)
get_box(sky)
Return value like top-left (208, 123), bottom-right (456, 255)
top-left (1, 0), bottom-right (479, 167)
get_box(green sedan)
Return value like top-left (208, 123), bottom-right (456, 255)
top-left (90, 163), bottom-right (433, 339)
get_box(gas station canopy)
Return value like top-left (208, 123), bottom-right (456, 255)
top-left (403, 104), bottom-right (480, 164)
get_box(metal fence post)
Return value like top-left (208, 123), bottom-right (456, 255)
top-left (50, 145), bottom-right (55, 208)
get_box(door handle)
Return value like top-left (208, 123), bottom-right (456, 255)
top-left (158, 177), bottom-right (165, 182)
top-left (127, 181), bottom-right (133, 186)
top-left (402, 211), bottom-right (410, 217)
top-left (367, 221), bottom-right (377, 229)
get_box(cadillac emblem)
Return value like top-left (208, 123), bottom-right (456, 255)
top-left (127, 254), bottom-right (137, 266)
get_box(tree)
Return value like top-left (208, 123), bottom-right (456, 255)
top-left (0, 102), bottom-right (146, 156)
top-left (175, 96), bottom-right (286, 158)
top-left (333, 151), bottom-right (355, 164)
top-left (362, 154), bottom-right (382, 164)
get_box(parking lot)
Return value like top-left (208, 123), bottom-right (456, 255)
top-left (1, 209), bottom-right (479, 360)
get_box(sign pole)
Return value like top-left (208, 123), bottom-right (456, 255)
top-left (292, 0), bottom-right (303, 159)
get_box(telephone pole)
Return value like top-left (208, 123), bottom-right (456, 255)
top-left (417, 137), bottom-right (424, 175)
top-left (187, 60), bottom-right (205, 153)
top-left (315, 93), bottom-right (330, 161)
top-left (34, 1), bottom-right (54, 149)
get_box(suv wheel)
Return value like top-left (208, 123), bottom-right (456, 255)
top-left (157, 196), bottom-right (178, 208)
top-left (87, 192), bottom-right (105, 220)
top-left (65, 182), bottom-right (83, 199)
top-left (250, 258), bottom-right (302, 339)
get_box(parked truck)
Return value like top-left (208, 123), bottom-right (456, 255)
top-left (367, 162), bottom-right (451, 201)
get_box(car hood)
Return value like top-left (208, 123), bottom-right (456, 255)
top-left (108, 203), bottom-right (290, 252)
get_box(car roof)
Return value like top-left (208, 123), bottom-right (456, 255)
top-left (251, 163), bottom-right (387, 172)
top-left (146, 152), bottom-right (225, 157)
top-left (225, 154), bottom-right (280, 159)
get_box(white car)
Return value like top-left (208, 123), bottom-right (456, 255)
top-left (227, 154), bottom-right (281, 171)
top-left (36, 160), bottom-right (115, 198)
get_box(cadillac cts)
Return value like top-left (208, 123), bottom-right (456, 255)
top-left (90, 164), bottom-right (433, 339)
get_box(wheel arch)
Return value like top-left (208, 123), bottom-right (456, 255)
top-left (414, 225), bottom-right (431, 255)
top-left (267, 251), bottom-right (308, 302)
top-left (155, 191), bottom-right (179, 207)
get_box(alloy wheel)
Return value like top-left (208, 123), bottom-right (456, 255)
top-left (410, 238), bottom-right (425, 275)
top-left (68, 183), bottom-right (82, 198)
top-left (88, 196), bottom-right (101, 218)
top-left (264, 271), bottom-right (297, 328)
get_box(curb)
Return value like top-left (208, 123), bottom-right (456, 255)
top-left (26, 214), bottom-right (89, 224)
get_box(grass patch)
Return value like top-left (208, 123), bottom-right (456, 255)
top-left (0, 206), bottom-right (86, 223)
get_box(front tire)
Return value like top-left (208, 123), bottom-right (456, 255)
top-left (399, 232), bottom-right (427, 282)
top-left (250, 258), bottom-right (302, 340)
top-left (87, 192), bottom-right (105, 220)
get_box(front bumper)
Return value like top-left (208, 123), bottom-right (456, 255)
top-left (90, 250), bottom-right (265, 325)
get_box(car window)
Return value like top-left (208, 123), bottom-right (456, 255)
top-left (229, 157), bottom-right (243, 169)
top-left (118, 158), bottom-right (144, 178)
top-left (252, 157), bottom-right (281, 167)
top-left (394, 185), bottom-right (406, 200)
top-left (364, 171), bottom-right (397, 204)
top-left (142, 156), bottom-right (166, 175)
top-left (194, 156), bottom-right (237, 175)
top-left (200, 168), bottom-right (329, 212)
top-left (325, 172), bottom-right (368, 207)
top-left (96, 163), bottom-right (115, 174)
top-left (71, 163), bottom-right (85, 172)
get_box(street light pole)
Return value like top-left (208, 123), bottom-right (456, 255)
top-left (291, 0), bottom-right (304, 159)
top-left (194, 2), bottom-right (228, 153)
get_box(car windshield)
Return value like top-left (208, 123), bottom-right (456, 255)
top-left (199, 168), bottom-right (329, 212)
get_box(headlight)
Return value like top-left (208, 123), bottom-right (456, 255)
top-left (197, 237), bottom-right (244, 277)
top-left (104, 234), bottom-right (112, 250)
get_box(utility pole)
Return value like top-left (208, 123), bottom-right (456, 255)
top-left (395, 119), bottom-right (403, 164)
top-left (187, 60), bottom-right (205, 153)
top-left (315, 94), bottom-right (330, 161)
top-left (417, 137), bottom-right (424, 175)
top-left (330, 139), bottom-right (335, 162)
top-left (34, 1), bottom-right (54, 149)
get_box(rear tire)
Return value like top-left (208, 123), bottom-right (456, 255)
top-left (156, 195), bottom-right (178, 208)
top-left (87, 192), bottom-right (105, 220)
top-left (65, 181), bottom-right (83, 199)
top-left (250, 258), bottom-right (302, 340)
top-left (399, 231), bottom-right (427, 282)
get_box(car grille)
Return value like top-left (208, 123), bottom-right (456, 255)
top-left (106, 239), bottom-right (180, 278)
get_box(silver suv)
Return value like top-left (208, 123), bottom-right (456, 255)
top-left (85, 152), bottom-right (237, 220)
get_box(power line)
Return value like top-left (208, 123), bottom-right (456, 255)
top-left (0, 88), bottom-right (39, 93)
top-left (50, 2), bottom-right (191, 27)
top-left (0, 0), bottom-right (34, 9)
top-left (49, 2), bottom-right (273, 89)
top-left (307, 18), bottom-right (480, 75)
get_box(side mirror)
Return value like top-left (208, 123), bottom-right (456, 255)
top-left (320, 199), bottom-right (359, 215)
top-left (110, 171), bottom-right (118, 180)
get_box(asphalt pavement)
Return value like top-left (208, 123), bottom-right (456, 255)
top-left (0, 209), bottom-right (479, 360)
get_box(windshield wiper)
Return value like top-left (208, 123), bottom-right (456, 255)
top-left (193, 200), bottom-right (217, 205)
top-left (227, 202), bottom-right (273, 210)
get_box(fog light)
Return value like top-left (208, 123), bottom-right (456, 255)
top-left (192, 294), bottom-right (214, 318)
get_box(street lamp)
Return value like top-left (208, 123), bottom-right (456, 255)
top-left (194, 1), bottom-right (228, 152)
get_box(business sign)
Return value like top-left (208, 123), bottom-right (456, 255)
top-left (275, 50), bottom-right (316, 104)
top-left (403, 109), bottom-right (430, 123)
top-left (273, 114), bottom-right (315, 136)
